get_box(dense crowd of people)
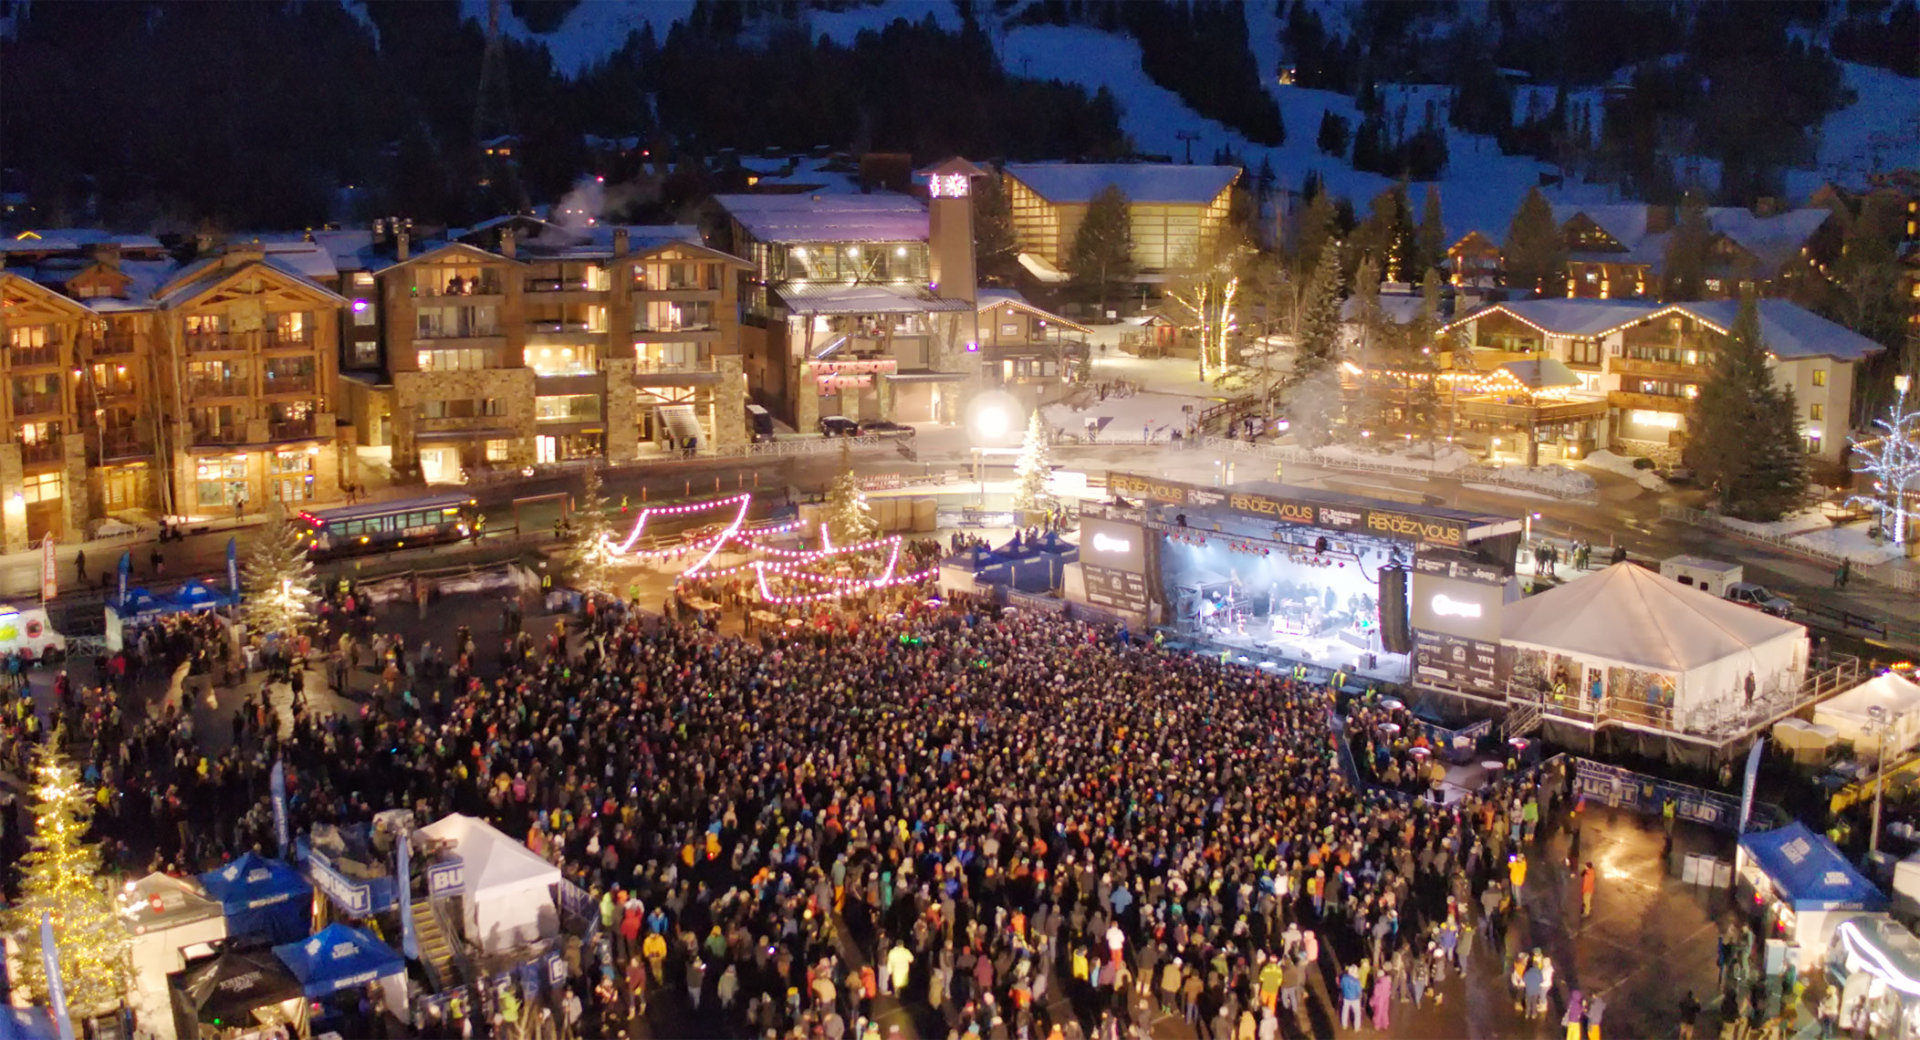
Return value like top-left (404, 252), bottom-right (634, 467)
top-left (1, 579), bottom-right (1798, 1040)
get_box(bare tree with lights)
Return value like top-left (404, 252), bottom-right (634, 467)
top-left (1168, 228), bottom-right (1250, 382)
top-left (1847, 373), bottom-right (1920, 550)
top-left (2, 740), bottom-right (132, 1016)
top-left (1011, 410), bottom-right (1057, 514)
top-left (241, 503), bottom-right (316, 642)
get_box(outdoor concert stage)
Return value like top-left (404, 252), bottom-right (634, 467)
top-left (1080, 473), bottom-right (1525, 694)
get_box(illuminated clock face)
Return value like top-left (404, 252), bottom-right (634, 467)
top-left (929, 174), bottom-right (971, 199)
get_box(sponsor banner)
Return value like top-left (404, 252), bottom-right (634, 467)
top-left (1108, 472), bottom-right (1470, 547)
top-left (1412, 550), bottom-right (1507, 586)
top-left (1571, 758), bottom-right (1744, 831)
top-left (1413, 629), bottom-right (1504, 695)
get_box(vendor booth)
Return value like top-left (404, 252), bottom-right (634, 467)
top-left (1502, 562), bottom-right (1808, 735)
top-left (1827, 915), bottom-right (1920, 1039)
top-left (1816, 672), bottom-right (1920, 755)
top-left (415, 813), bottom-right (561, 954)
top-left (1739, 821), bottom-right (1889, 971)
top-left (167, 944), bottom-right (306, 1040)
top-left (273, 923), bottom-right (407, 1030)
top-left (198, 853), bottom-right (313, 945)
top-left (1772, 717), bottom-right (1842, 767)
top-left (122, 873), bottom-right (230, 1040)
top-left (105, 583), bottom-right (238, 652)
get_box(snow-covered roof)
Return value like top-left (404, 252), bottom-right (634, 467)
top-left (977, 289), bottom-right (1092, 333)
top-left (1446, 299), bottom-right (1660, 338)
top-left (519, 222), bottom-right (702, 259)
top-left (1709, 207), bottom-right (1832, 272)
top-left (1017, 252), bottom-right (1071, 284)
top-left (1339, 293), bottom-right (1425, 325)
top-left (1502, 562), bottom-right (1805, 674)
top-left (1499, 357), bottom-right (1582, 389)
top-left (1664, 299), bottom-right (1886, 362)
top-left (775, 283), bottom-right (971, 315)
top-left (153, 255), bottom-right (346, 309)
top-left (715, 193), bottom-right (928, 244)
top-left (0, 230), bottom-right (164, 255)
top-left (1002, 163), bottom-right (1240, 205)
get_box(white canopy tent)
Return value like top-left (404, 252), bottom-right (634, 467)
top-left (118, 873), bottom-right (228, 1040)
top-left (1815, 672), bottom-right (1920, 754)
top-left (416, 813), bottom-right (561, 954)
top-left (1502, 563), bottom-right (1807, 733)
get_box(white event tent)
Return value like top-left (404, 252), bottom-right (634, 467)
top-left (416, 813), bottom-right (561, 954)
top-left (1814, 672), bottom-right (1920, 754)
top-left (1502, 563), bottom-right (1807, 734)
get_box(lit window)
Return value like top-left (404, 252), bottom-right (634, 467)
top-left (485, 439), bottom-right (510, 462)
top-left (21, 471), bottom-right (60, 504)
top-left (1810, 403), bottom-right (1823, 421)
top-left (1812, 369), bottom-right (1827, 387)
top-left (353, 272), bottom-right (375, 287)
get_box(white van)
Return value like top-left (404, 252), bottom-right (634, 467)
top-left (1660, 555), bottom-right (1744, 598)
top-left (0, 604), bottom-right (65, 660)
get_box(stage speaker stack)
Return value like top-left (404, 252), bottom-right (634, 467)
top-left (1378, 567), bottom-right (1412, 654)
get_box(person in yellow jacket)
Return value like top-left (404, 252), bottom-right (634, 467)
top-left (641, 930), bottom-right (668, 983)
top-left (1508, 852), bottom-right (1528, 907)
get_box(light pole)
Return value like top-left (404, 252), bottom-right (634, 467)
top-left (1869, 704), bottom-right (1899, 856)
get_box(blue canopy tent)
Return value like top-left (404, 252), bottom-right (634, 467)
top-left (166, 578), bottom-right (238, 612)
top-left (198, 852), bottom-right (313, 944)
top-left (273, 923), bottom-right (406, 998)
top-left (1739, 821), bottom-right (1889, 969)
top-left (112, 588), bottom-right (171, 622)
top-left (0, 1007), bottom-right (61, 1040)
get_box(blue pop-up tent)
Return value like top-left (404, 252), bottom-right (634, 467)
top-left (113, 587), bottom-right (172, 622)
top-left (0, 1007), bottom-right (61, 1040)
top-left (273, 923), bottom-right (406, 998)
top-left (1740, 821), bottom-right (1887, 911)
top-left (167, 578), bottom-right (237, 612)
top-left (198, 852), bottom-right (313, 943)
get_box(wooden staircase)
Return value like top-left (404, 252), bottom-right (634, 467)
top-left (412, 896), bottom-right (458, 992)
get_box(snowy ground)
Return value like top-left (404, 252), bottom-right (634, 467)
top-left (1582, 449), bottom-right (1673, 492)
top-left (1303, 441), bottom-right (1475, 474)
top-left (1711, 508), bottom-right (1910, 565)
top-left (1717, 510), bottom-right (1835, 539)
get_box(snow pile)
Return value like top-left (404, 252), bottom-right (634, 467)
top-left (1582, 449), bottom-right (1672, 492)
top-left (1042, 391), bottom-right (1200, 442)
top-left (1792, 523), bottom-right (1908, 566)
top-left (1469, 465), bottom-right (1598, 497)
top-left (1310, 441), bottom-right (1475, 474)
top-left (1716, 510), bottom-right (1832, 539)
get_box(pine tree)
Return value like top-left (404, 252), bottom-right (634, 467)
top-left (1344, 257), bottom-right (1388, 441)
top-left (1661, 189), bottom-right (1712, 300)
top-left (1282, 243), bottom-right (1346, 448)
top-left (1011, 410), bottom-right (1057, 514)
top-left (1415, 185), bottom-right (1446, 282)
top-left (1315, 108), bottom-right (1349, 158)
top-left (2, 741), bottom-right (132, 1016)
top-left (972, 170), bottom-right (1020, 274)
top-left (241, 503), bottom-right (316, 642)
top-left (564, 466), bottom-right (620, 598)
top-left (1069, 184), bottom-right (1134, 316)
top-left (1502, 187), bottom-right (1566, 297)
top-left (825, 440), bottom-right (880, 545)
top-left (1687, 294), bottom-right (1809, 521)
top-left (1405, 268), bottom-right (1447, 448)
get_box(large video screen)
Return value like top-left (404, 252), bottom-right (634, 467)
top-left (1408, 573), bottom-right (1502, 643)
top-left (1079, 517), bottom-right (1147, 574)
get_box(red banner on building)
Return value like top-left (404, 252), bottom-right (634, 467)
top-left (40, 535), bottom-right (56, 602)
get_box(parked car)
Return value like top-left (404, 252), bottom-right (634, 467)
top-left (1725, 581), bottom-right (1794, 618)
top-left (818, 415), bottom-right (859, 437)
top-left (856, 419), bottom-right (914, 437)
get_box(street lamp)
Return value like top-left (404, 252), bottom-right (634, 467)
top-left (1869, 704), bottom-right (1901, 856)
top-left (965, 390), bottom-right (1021, 507)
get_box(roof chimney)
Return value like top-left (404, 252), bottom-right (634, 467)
top-left (500, 228), bottom-right (516, 259)
top-left (89, 241), bottom-right (122, 270)
top-left (396, 227), bottom-right (410, 262)
top-left (613, 227), bottom-right (630, 257)
top-left (1754, 196), bottom-right (1781, 218)
top-left (1645, 205), bottom-right (1673, 235)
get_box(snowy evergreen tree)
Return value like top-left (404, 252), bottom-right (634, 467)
top-left (564, 466), bottom-right (620, 598)
top-left (972, 170), bottom-right (1020, 274)
top-left (1282, 243), bottom-right (1346, 448)
top-left (241, 503), bottom-right (316, 642)
top-left (1661, 189), bottom-right (1712, 301)
top-left (1415, 185), bottom-right (1446, 281)
top-left (1502, 187), bottom-right (1566, 297)
top-left (1070, 185), bottom-right (1134, 316)
top-left (825, 440), bottom-right (880, 545)
top-left (1687, 295), bottom-right (1809, 521)
top-left (1011, 410), bottom-right (1057, 514)
top-left (2, 741), bottom-right (132, 1016)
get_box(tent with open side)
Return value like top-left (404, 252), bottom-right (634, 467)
top-left (166, 944), bottom-right (304, 1040)
top-left (1501, 562), bottom-right (1808, 735)
top-left (1739, 820), bottom-right (1889, 969)
top-left (121, 872), bottom-right (229, 1040)
top-left (166, 579), bottom-right (238, 613)
top-left (272, 922), bottom-right (406, 999)
top-left (415, 813), bottom-right (561, 954)
top-left (197, 852), bottom-right (312, 944)
top-left (1815, 672), bottom-right (1920, 755)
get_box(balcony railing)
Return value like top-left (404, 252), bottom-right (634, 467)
top-left (11, 394), bottom-right (62, 417)
top-left (88, 334), bottom-right (137, 356)
top-left (1612, 355), bottom-right (1704, 381)
top-left (192, 425), bottom-right (246, 445)
top-left (186, 332), bottom-right (244, 353)
top-left (632, 321), bottom-right (716, 334)
top-left (635, 356), bottom-right (712, 374)
top-left (189, 380), bottom-right (249, 400)
top-left (415, 324), bottom-right (501, 340)
top-left (91, 380), bottom-right (137, 400)
top-left (269, 418), bottom-right (316, 441)
top-left (414, 279), bottom-right (503, 297)
top-left (7, 345), bottom-right (62, 368)
top-left (529, 320), bottom-right (601, 334)
top-left (265, 333), bottom-right (311, 350)
top-left (525, 278), bottom-right (606, 293)
top-left (97, 428), bottom-right (152, 459)
top-left (18, 438), bottom-right (61, 465)
top-left (261, 374), bottom-right (317, 395)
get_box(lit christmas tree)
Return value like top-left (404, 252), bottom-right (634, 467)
top-left (241, 503), bottom-right (316, 641)
top-left (565, 466), bottom-right (620, 597)
top-left (826, 440), bottom-right (880, 545)
top-left (2, 740), bottom-right (132, 1016)
top-left (1847, 374), bottom-right (1920, 549)
top-left (1012, 410), bottom-right (1057, 514)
